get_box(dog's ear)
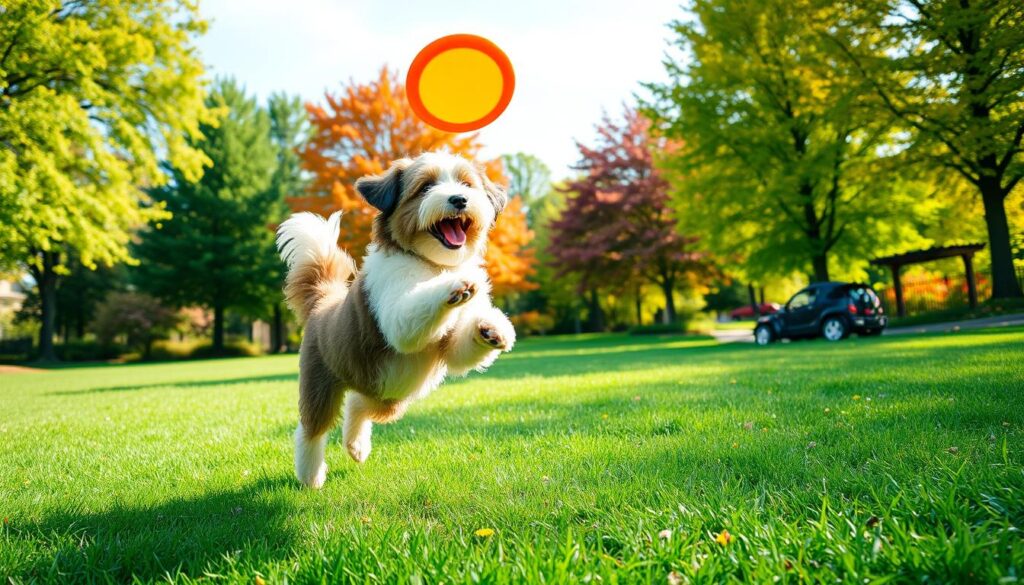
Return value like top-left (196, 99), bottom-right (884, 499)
top-left (355, 158), bottom-right (413, 214)
top-left (478, 168), bottom-right (508, 216)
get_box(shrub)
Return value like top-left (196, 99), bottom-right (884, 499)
top-left (55, 340), bottom-right (125, 361)
top-left (510, 311), bottom-right (556, 336)
top-left (147, 340), bottom-right (200, 361)
top-left (92, 292), bottom-right (179, 359)
top-left (189, 340), bottom-right (263, 359)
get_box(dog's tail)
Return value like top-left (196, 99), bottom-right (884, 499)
top-left (276, 211), bottom-right (357, 322)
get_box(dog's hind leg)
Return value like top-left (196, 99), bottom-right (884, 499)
top-left (343, 392), bottom-right (409, 463)
top-left (295, 345), bottom-right (344, 488)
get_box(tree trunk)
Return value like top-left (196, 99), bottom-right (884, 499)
top-left (587, 288), bottom-right (605, 332)
top-left (811, 254), bottom-right (830, 283)
top-left (660, 278), bottom-right (676, 324)
top-left (75, 307), bottom-right (85, 339)
top-left (271, 303), bottom-right (284, 353)
top-left (981, 183), bottom-right (1023, 299)
top-left (747, 282), bottom-right (759, 316)
top-left (213, 303), bottom-right (225, 353)
top-left (34, 252), bottom-right (60, 362)
top-left (630, 286), bottom-right (638, 325)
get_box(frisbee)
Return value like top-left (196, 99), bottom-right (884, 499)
top-left (406, 34), bottom-right (515, 133)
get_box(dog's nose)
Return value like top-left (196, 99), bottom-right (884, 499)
top-left (448, 195), bottom-right (467, 210)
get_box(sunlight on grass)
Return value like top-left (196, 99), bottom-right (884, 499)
top-left (1, 328), bottom-right (1021, 582)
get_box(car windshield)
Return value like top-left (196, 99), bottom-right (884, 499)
top-left (788, 290), bottom-right (815, 309)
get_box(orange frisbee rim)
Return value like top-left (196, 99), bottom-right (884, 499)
top-left (406, 34), bottom-right (515, 133)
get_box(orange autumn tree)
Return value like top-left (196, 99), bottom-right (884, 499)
top-left (293, 65), bottom-right (535, 297)
top-left (487, 194), bottom-right (537, 297)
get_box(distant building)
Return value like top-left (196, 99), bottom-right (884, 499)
top-left (0, 278), bottom-right (27, 339)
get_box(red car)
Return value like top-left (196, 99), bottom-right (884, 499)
top-left (729, 303), bottom-right (781, 320)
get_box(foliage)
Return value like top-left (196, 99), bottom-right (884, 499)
top-left (177, 307), bottom-right (214, 339)
top-left (2, 329), bottom-right (1022, 581)
top-left (831, 0), bottom-right (1024, 297)
top-left (702, 279), bottom-right (748, 314)
top-left (518, 184), bottom-right (585, 333)
top-left (295, 67), bottom-right (536, 294)
top-left (0, 0), bottom-right (212, 268)
top-left (550, 108), bottom-right (705, 323)
top-left (486, 195), bottom-right (538, 299)
top-left (509, 310), bottom-right (555, 336)
top-left (645, 0), bottom-right (934, 283)
top-left (295, 66), bottom-right (483, 255)
top-left (134, 79), bottom-right (278, 351)
top-left (91, 292), bottom-right (179, 358)
top-left (53, 339), bottom-right (125, 362)
top-left (0, 0), bottom-right (213, 359)
top-left (501, 152), bottom-right (551, 204)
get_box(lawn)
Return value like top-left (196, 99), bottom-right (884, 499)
top-left (1, 329), bottom-right (1022, 583)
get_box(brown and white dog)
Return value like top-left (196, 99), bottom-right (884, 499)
top-left (276, 151), bottom-right (516, 488)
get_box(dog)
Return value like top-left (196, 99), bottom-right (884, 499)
top-left (276, 151), bottom-right (516, 488)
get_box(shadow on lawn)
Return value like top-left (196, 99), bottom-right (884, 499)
top-left (11, 475), bottom-right (301, 581)
top-left (49, 372), bottom-right (298, 395)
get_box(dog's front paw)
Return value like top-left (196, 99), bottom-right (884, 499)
top-left (446, 280), bottom-right (477, 307)
top-left (346, 436), bottom-right (372, 463)
top-left (476, 320), bottom-right (514, 351)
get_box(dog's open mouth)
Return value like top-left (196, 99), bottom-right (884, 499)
top-left (429, 216), bottom-right (472, 249)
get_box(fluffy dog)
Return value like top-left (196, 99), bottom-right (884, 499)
top-left (276, 151), bottom-right (516, 488)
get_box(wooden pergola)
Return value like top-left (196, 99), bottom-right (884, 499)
top-left (869, 244), bottom-right (985, 317)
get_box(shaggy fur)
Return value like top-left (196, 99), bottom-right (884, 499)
top-left (276, 151), bottom-right (516, 488)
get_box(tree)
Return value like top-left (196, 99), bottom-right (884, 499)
top-left (92, 292), bottom-right (178, 360)
top-left (550, 108), bottom-right (705, 325)
top-left (501, 152), bottom-right (551, 204)
top-left (296, 66), bottom-right (537, 292)
top-left (832, 0), bottom-right (1024, 298)
top-left (486, 195), bottom-right (538, 299)
top-left (295, 66), bottom-right (481, 256)
top-left (646, 0), bottom-right (919, 284)
top-left (0, 0), bottom-right (213, 360)
top-left (134, 79), bottom-right (278, 353)
top-left (265, 92), bottom-right (311, 352)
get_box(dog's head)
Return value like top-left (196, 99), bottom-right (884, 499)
top-left (355, 151), bottom-right (507, 267)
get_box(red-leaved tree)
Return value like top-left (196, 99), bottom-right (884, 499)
top-left (549, 108), bottom-right (704, 325)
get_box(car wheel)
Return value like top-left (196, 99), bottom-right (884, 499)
top-left (821, 316), bottom-right (848, 341)
top-left (754, 324), bottom-right (774, 346)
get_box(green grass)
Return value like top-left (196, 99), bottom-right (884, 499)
top-left (2, 329), bottom-right (1022, 583)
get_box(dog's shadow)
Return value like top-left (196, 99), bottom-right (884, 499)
top-left (9, 475), bottom-right (300, 582)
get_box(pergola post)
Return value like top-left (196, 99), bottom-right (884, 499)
top-left (890, 264), bottom-right (906, 318)
top-left (962, 253), bottom-right (978, 309)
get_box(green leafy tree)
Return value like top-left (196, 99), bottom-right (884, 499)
top-left (134, 79), bottom-right (277, 353)
top-left (501, 152), bottom-right (551, 206)
top-left (832, 0), bottom-right (1024, 298)
top-left (265, 92), bottom-right (311, 352)
top-left (0, 0), bottom-right (213, 360)
top-left (646, 0), bottom-right (928, 284)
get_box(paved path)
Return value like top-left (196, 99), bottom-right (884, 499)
top-left (709, 312), bottom-right (1024, 344)
top-left (881, 313), bottom-right (1024, 336)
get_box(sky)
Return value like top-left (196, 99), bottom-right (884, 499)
top-left (195, 0), bottom-right (686, 179)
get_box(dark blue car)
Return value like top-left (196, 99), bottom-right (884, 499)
top-left (754, 282), bottom-right (887, 345)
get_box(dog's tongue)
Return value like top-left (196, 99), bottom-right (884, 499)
top-left (440, 219), bottom-right (466, 246)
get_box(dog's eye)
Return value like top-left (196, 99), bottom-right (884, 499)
top-left (417, 181), bottom-right (436, 196)
top-left (460, 180), bottom-right (472, 188)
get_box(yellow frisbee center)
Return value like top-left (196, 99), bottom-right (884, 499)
top-left (417, 48), bottom-right (504, 124)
